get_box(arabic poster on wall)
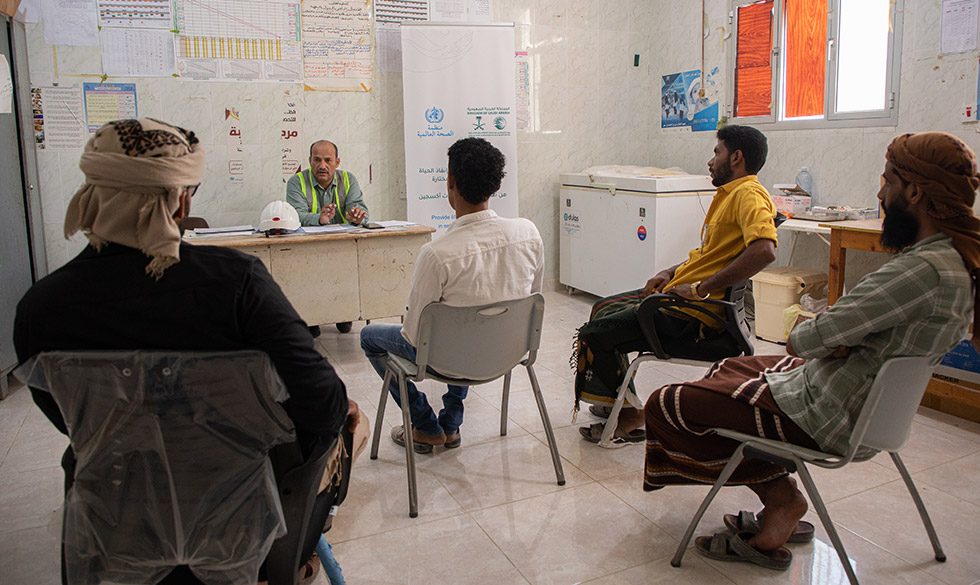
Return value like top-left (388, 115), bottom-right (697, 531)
top-left (279, 87), bottom-right (304, 183)
top-left (83, 83), bottom-right (137, 134)
top-left (225, 106), bottom-right (246, 185)
top-left (302, 0), bottom-right (374, 91)
top-left (31, 85), bottom-right (87, 150)
top-left (402, 23), bottom-right (518, 236)
top-left (661, 68), bottom-right (719, 133)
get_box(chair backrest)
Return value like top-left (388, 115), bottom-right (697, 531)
top-left (184, 216), bottom-right (210, 230)
top-left (413, 293), bottom-right (545, 381)
top-left (637, 282), bottom-right (754, 361)
top-left (15, 350), bottom-right (300, 585)
top-left (847, 356), bottom-right (934, 455)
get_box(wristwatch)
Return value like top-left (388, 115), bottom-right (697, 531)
top-left (690, 281), bottom-right (711, 300)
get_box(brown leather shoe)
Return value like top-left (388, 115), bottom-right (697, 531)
top-left (445, 430), bottom-right (461, 449)
top-left (391, 425), bottom-right (445, 454)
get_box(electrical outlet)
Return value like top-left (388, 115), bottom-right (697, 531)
top-left (962, 105), bottom-right (977, 123)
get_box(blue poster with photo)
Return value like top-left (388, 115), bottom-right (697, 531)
top-left (661, 68), bottom-right (720, 132)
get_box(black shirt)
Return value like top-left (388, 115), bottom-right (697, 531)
top-left (14, 242), bottom-right (349, 441)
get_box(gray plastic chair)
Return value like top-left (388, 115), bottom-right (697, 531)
top-left (369, 293), bottom-right (565, 517)
top-left (670, 356), bottom-right (945, 585)
top-left (15, 350), bottom-right (332, 585)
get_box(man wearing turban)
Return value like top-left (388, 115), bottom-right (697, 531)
top-left (633, 132), bottom-right (980, 570)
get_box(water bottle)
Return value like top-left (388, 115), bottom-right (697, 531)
top-left (795, 167), bottom-right (814, 196)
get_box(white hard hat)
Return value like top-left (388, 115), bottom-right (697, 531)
top-left (259, 201), bottom-right (300, 235)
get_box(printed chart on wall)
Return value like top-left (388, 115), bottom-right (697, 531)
top-left (83, 83), bottom-right (138, 134)
top-left (661, 68), bottom-right (719, 133)
top-left (302, 0), bottom-right (374, 91)
top-left (174, 0), bottom-right (303, 82)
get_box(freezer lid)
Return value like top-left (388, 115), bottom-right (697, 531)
top-left (559, 172), bottom-right (714, 193)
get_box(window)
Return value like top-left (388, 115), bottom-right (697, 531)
top-left (730, 0), bottom-right (902, 127)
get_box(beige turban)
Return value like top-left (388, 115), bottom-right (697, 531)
top-left (64, 118), bottom-right (206, 278)
top-left (886, 132), bottom-right (980, 347)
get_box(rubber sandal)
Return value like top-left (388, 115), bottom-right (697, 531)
top-left (578, 422), bottom-right (644, 444)
top-left (694, 530), bottom-right (792, 571)
top-left (723, 510), bottom-right (815, 544)
top-left (297, 551), bottom-right (321, 585)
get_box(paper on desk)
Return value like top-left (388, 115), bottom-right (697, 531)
top-left (299, 225), bottom-right (357, 234)
top-left (194, 225), bottom-right (255, 235)
top-left (376, 220), bottom-right (416, 227)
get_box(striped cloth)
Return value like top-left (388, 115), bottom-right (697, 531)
top-left (643, 355), bottom-right (818, 490)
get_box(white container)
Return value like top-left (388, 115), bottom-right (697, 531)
top-left (559, 173), bottom-right (714, 297)
top-left (751, 267), bottom-right (828, 343)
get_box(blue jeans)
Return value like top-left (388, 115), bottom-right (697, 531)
top-left (359, 323), bottom-right (468, 437)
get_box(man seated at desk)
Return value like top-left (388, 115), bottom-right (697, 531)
top-left (287, 139), bottom-right (368, 335)
top-left (573, 124), bottom-right (777, 444)
top-left (286, 139), bottom-right (369, 227)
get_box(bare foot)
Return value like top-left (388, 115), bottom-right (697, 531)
top-left (617, 407), bottom-right (645, 432)
top-left (747, 477), bottom-right (807, 551)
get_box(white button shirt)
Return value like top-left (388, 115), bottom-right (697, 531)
top-left (401, 209), bottom-right (544, 346)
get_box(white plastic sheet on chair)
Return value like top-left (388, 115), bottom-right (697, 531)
top-left (15, 351), bottom-right (298, 585)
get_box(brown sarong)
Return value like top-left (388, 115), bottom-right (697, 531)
top-left (643, 355), bottom-right (819, 491)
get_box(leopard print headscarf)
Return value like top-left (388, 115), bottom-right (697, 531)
top-left (64, 118), bottom-right (206, 278)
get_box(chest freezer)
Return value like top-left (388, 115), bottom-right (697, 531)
top-left (559, 172), bottom-right (715, 298)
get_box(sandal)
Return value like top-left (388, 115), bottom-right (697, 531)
top-left (578, 422), bottom-right (644, 444)
top-left (723, 510), bottom-right (815, 544)
top-left (694, 530), bottom-right (792, 570)
top-left (297, 551), bottom-right (321, 585)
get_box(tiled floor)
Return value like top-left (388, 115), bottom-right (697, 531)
top-left (3, 290), bottom-right (980, 585)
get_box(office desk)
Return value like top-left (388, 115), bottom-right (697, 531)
top-left (820, 219), bottom-right (885, 305)
top-left (187, 225), bottom-right (434, 326)
top-left (777, 218), bottom-right (832, 264)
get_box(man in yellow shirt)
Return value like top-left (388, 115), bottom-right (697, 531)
top-left (576, 125), bottom-right (778, 444)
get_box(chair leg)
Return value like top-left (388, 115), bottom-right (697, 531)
top-left (397, 374), bottom-right (419, 518)
top-left (500, 371), bottom-right (512, 436)
top-left (890, 452), bottom-right (946, 562)
top-left (671, 443), bottom-right (747, 568)
top-left (526, 364), bottom-right (565, 486)
top-left (370, 368), bottom-right (393, 460)
top-left (795, 462), bottom-right (860, 585)
top-left (599, 358), bottom-right (644, 449)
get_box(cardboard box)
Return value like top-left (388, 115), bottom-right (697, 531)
top-left (921, 339), bottom-right (980, 423)
top-left (771, 194), bottom-right (811, 217)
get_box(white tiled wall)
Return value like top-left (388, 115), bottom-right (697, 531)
top-left (22, 1), bottom-right (980, 286)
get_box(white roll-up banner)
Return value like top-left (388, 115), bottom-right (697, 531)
top-left (402, 23), bottom-right (519, 236)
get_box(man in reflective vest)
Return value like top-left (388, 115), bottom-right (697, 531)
top-left (286, 140), bottom-right (369, 227)
top-left (285, 140), bottom-right (369, 335)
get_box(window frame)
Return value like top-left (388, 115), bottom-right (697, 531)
top-left (727, 0), bottom-right (904, 129)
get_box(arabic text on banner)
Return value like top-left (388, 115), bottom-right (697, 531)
top-left (402, 24), bottom-right (519, 237)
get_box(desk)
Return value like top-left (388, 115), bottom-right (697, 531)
top-left (187, 225), bottom-right (434, 326)
top-left (819, 219), bottom-right (885, 305)
top-left (777, 218), bottom-right (832, 264)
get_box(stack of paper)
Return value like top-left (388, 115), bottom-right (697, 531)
top-left (300, 225), bottom-right (358, 234)
top-left (192, 225), bottom-right (256, 237)
top-left (376, 220), bottom-right (416, 227)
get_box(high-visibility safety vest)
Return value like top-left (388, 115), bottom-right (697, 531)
top-left (297, 169), bottom-right (350, 224)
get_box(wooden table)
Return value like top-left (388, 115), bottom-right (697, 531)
top-left (187, 225), bottom-right (434, 326)
top-left (820, 218), bottom-right (884, 305)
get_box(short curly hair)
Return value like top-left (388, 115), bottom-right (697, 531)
top-left (447, 138), bottom-right (506, 205)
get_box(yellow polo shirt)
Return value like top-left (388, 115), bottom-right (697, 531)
top-left (665, 175), bottom-right (777, 323)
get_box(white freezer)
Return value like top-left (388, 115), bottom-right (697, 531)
top-left (559, 172), bottom-right (714, 298)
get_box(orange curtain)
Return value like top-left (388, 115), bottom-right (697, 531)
top-left (784, 0), bottom-right (827, 118)
top-left (735, 1), bottom-right (774, 118)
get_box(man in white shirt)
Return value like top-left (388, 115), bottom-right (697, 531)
top-left (360, 137), bottom-right (544, 453)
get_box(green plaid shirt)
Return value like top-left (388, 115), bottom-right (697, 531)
top-left (767, 234), bottom-right (972, 455)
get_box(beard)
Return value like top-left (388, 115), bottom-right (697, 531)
top-left (879, 199), bottom-right (919, 251)
top-left (711, 160), bottom-right (733, 187)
